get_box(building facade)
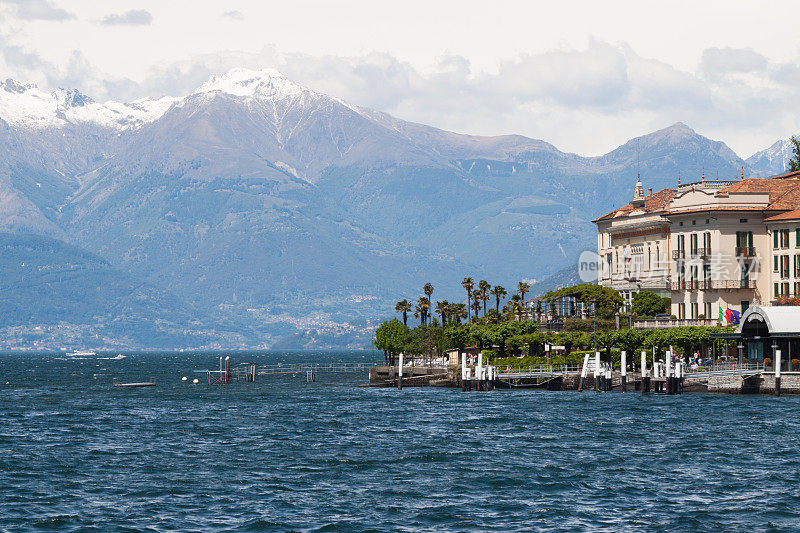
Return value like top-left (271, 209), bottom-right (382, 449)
top-left (595, 171), bottom-right (800, 319)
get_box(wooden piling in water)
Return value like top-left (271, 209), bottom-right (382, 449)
top-left (776, 349), bottom-right (782, 397)
top-left (621, 351), bottom-right (627, 392)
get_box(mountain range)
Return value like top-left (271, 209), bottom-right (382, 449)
top-left (0, 68), bottom-right (795, 349)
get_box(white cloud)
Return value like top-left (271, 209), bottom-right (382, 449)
top-left (3, 0), bottom-right (73, 21)
top-left (701, 47), bottom-right (768, 77)
top-left (220, 10), bottom-right (243, 21)
top-left (0, 1), bottom-right (799, 157)
top-left (100, 9), bottom-right (152, 26)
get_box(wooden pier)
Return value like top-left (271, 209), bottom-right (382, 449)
top-left (195, 357), bottom-right (380, 385)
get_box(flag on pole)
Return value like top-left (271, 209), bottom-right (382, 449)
top-left (719, 305), bottom-right (725, 325)
top-left (725, 308), bottom-right (741, 325)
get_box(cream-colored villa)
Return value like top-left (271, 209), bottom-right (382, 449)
top-left (594, 170), bottom-right (800, 319)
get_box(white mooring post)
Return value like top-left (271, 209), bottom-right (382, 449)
top-left (665, 350), bottom-right (673, 395)
top-left (775, 349), bottom-right (782, 397)
top-left (461, 353), bottom-right (468, 392)
top-left (477, 352), bottom-right (484, 391)
top-left (641, 350), bottom-right (649, 394)
top-left (621, 351), bottom-right (627, 393)
top-left (398, 352), bottom-right (404, 390)
top-left (578, 353), bottom-right (591, 392)
top-left (605, 365), bottom-right (612, 392)
top-left (594, 351), bottom-right (601, 392)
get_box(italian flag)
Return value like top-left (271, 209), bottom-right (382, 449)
top-left (719, 305), bottom-right (726, 325)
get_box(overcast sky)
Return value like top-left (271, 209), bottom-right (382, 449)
top-left (0, 0), bottom-right (799, 157)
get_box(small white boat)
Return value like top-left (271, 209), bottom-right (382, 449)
top-left (66, 350), bottom-right (97, 357)
top-left (113, 354), bottom-right (125, 360)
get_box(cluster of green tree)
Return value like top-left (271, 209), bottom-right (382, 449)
top-left (539, 283), bottom-right (623, 319)
top-left (374, 317), bottom-right (733, 367)
top-left (630, 290), bottom-right (672, 318)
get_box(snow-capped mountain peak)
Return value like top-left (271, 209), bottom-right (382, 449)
top-left (193, 68), bottom-right (308, 99)
top-left (0, 78), bottom-right (178, 130)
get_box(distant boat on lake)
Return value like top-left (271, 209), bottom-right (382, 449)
top-left (65, 350), bottom-right (96, 357)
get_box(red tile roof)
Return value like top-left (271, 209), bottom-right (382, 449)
top-left (765, 209), bottom-right (800, 222)
top-left (593, 188), bottom-right (675, 222)
top-left (594, 171), bottom-right (800, 225)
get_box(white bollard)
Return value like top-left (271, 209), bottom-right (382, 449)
top-left (621, 351), bottom-right (627, 392)
top-left (461, 353), bottom-right (468, 391)
top-left (578, 354), bottom-right (591, 392)
top-left (398, 352), bottom-right (404, 390)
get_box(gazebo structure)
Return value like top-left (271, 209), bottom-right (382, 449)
top-left (714, 306), bottom-right (800, 371)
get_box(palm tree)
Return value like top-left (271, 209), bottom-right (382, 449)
top-left (461, 277), bottom-right (474, 321)
top-left (509, 294), bottom-right (522, 321)
top-left (451, 303), bottom-right (468, 325)
top-left (435, 300), bottom-right (449, 326)
top-left (423, 283), bottom-right (434, 303)
top-left (416, 296), bottom-right (430, 326)
top-left (478, 280), bottom-right (491, 316)
top-left (395, 299), bottom-right (411, 327)
top-left (470, 295), bottom-right (482, 320)
top-left (492, 285), bottom-right (507, 313)
top-left (517, 281), bottom-right (530, 306)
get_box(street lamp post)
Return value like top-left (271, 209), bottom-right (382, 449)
top-left (737, 342), bottom-right (744, 371)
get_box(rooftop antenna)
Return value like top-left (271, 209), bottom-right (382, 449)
top-left (636, 138), bottom-right (640, 177)
top-left (741, 167), bottom-right (744, 180)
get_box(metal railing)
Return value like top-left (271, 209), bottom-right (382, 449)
top-left (247, 362), bottom-right (383, 374)
top-left (735, 246), bottom-right (756, 257)
top-left (496, 364), bottom-right (582, 378)
top-left (672, 250), bottom-right (685, 260)
top-left (685, 361), bottom-right (764, 378)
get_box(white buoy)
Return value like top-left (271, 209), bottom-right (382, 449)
top-left (192, 378), bottom-right (199, 384)
top-left (181, 376), bottom-right (188, 381)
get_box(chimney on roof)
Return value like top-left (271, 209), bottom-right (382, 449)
top-left (702, 167), bottom-right (705, 182)
top-left (741, 168), bottom-right (744, 180)
top-left (648, 187), bottom-right (653, 196)
top-left (678, 171), bottom-right (681, 186)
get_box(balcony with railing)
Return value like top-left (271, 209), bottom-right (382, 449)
top-left (672, 249), bottom-right (685, 260)
top-left (735, 246), bottom-right (756, 257)
top-left (633, 318), bottom-right (719, 329)
top-left (670, 279), bottom-right (756, 291)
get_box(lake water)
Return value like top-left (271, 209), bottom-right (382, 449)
top-left (2, 350), bottom-right (800, 531)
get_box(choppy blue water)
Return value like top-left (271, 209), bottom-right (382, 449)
top-left (2, 350), bottom-right (800, 532)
